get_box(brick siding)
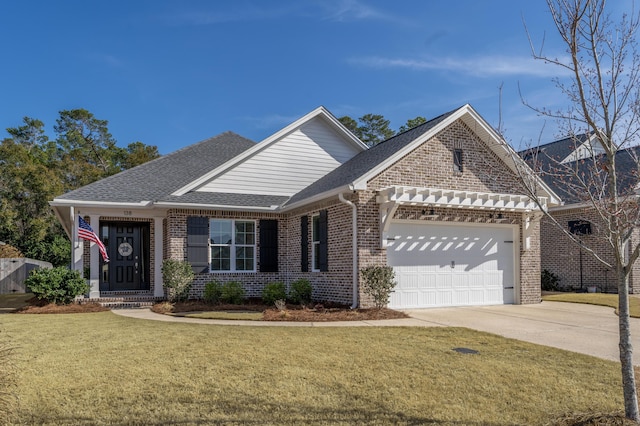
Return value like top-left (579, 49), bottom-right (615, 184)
top-left (92, 119), bottom-right (541, 307)
top-left (542, 208), bottom-right (640, 293)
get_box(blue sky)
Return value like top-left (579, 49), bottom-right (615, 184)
top-left (0, 1), bottom-right (590, 154)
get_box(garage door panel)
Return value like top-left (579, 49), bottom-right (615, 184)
top-left (387, 222), bottom-right (515, 309)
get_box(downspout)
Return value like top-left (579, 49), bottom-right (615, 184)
top-left (338, 192), bottom-right (358, 309)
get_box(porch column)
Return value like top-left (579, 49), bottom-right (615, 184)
top-left (153, 217), bottom-right (164, 298)
top-left (71, 207), bottom-right (83, 273)
top-left (88, 214), bottom-right (101, 299)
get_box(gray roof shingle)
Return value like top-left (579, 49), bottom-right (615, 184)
top-left (519, 135), bottom-right (640, 204)
top-left (55, 131), bottom-right (256, 205)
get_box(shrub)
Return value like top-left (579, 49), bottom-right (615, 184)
top-left (360, 266), bottom-right (397, 309)
top-left (25, 267), bottom-right (89, 304)
top-left (541, 269), bottom-right (561, 291)
top-left (220, 281), bottom-right (245, 304)
top-left (0, 243), bottom-right (22, 258)
top-left (262, 281), bottom-right (287, 306)
top-left (203, 280), bottom-right (222, 303)
top-left (289, 278), bottom-right (312, 305)
top-left (161, 260), bottom-right (194, 302)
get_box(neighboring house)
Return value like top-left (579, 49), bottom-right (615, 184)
top-left (50, 104), bottom-right (559, 309)
top-left (521, 134), bottom-right (640, 293)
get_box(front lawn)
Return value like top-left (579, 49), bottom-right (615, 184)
top-left (542, 292), bottom-right (640, 318)
top-left (0, 311), bottom-right (632, 425)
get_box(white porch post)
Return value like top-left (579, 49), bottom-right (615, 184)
top-left (153, 217), bottom-right (164, 297)
top-left (71, 207), bottom-right (83, 273)
top-left (88, 214), bottom-right (101, 299)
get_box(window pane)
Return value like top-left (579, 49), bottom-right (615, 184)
top-left (210, 219), bottom-right (232, 244)
top-left (211, 246), bottom-right (231, 271)
top-left (235, 246), bottom-right (254, 271)
top-left (235, 221), bottom-right (255, 245)
top-left (312, 215), bottom-right (320, 242)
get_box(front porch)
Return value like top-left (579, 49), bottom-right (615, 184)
top-left (78, 291), bottom-right (164, 309)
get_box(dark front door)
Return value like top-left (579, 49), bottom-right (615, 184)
top-left (100, 222), bottom-right (150, 292)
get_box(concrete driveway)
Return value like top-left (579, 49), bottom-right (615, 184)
top-left (404, 301), bottom-right (640, 364)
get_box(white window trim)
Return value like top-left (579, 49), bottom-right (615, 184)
top-left (311, 214), bottom-right (320, 272)
top-left (209, 219), bottom-right (256, 273)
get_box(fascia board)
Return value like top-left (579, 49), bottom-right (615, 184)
top-left (349, 103), bottom-right (562, 207)
top-left (172, 107), bottom-right (367, 197)
top-left (50, 205), bottom-right (72, 238)
top-left (279, 185), bottom-right (352, 212)
top-left (461, 105), bottom-right (563, 207)
top-left (153, 201), bottom-right (281, 212)
top-left (548, 202), bottom-right (590, 212)
top-left (49, 200), bottom-right (154, 208)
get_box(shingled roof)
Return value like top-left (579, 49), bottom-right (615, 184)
top-left (520, 135), bottom-right (640, 204)
top-left (55, 131), bottom-right (258, 205)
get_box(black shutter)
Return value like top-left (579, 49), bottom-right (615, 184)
top-left (259, 219), bottom-right (278, 272)
top-left (319, 209), bottom-right (328, 272)
top-left (187, 216), bottom-right (209, 274)
top-left (301, 216), bottom-right (308, 272)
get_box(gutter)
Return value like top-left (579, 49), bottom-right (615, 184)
top-left (338, 192), bottom-right (358, 309)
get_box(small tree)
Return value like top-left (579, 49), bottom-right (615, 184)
top-left (25, 267), bottom-right (89, 304)
top-left (360, 266), bottom-right (397, 309)
top-left (161, 260), bottom-right (194, 302)
top-left (519, 0), bottom-right (640, 419)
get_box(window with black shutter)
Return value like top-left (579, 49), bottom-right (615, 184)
top-left (186, 216), bottom-right (209, 273)
top-left (259, 219), bottom-right (278, 272)
top-left (301, 216), bottom-right (309, 272)
top-left (318, 209), bottom-right (328, 272)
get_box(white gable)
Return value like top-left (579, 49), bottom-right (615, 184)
top-left (560, 137), bottom-right (605, 164)
top-left (195, 116), bottom-right (363, 196)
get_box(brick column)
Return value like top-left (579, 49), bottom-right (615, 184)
top-left (154, 217), bottom-right (164, 297)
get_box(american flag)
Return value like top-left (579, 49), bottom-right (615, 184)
top-left (78, 216), bottom-right (109, 263)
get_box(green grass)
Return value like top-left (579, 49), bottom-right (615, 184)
top-left (0, 311), bottom-right (630, 425)
top-left (543, 292), bottom-right (640, 318)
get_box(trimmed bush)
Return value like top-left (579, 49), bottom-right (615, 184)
top-left (289, 278), bottom-right (312, 305)
top-left (25, 267), bottom-right (89, 305)
top-left (360, 266), bottom-right (397, 309)
top-left (161, 260), bottom-right (194, 302)
top-left (203, 280), bottom-right (222, 303)
top-left (262, 281), bottom-right (287, 306)
top-left (541, 269), bottom-right (560, 291)
top-left (220, 281), bottom-right (245, 304)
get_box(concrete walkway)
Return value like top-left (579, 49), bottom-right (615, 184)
top-left (112, 301), bottom-right (639, 364)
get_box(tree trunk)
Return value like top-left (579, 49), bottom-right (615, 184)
top-left (618, 269), bottom-right (639, 421)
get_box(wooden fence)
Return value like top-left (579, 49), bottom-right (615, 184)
top-left (0, 258), bottom-right (52, 294)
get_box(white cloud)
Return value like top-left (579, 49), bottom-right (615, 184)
top-left (89, 53), bottom-right (124, 68)
top-left (325, 0), bottom-right (385, 21)
top-left (349, 54), bottom-right (572, 78)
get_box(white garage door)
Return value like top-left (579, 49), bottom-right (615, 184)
top-left (386, 222), bottom-right (515, 309)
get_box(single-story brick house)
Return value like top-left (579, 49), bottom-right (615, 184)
top-left (521, 134), bottom-right (640, 293)
top-left (50, 104), bottom-right (559, 308)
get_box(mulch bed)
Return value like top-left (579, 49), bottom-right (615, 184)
top-left (153, 300), bottom-right (409, 322)
top-left (14, 299), bottom-right (109, 314)
top-left (11, 297), bottom-right (408, 321)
